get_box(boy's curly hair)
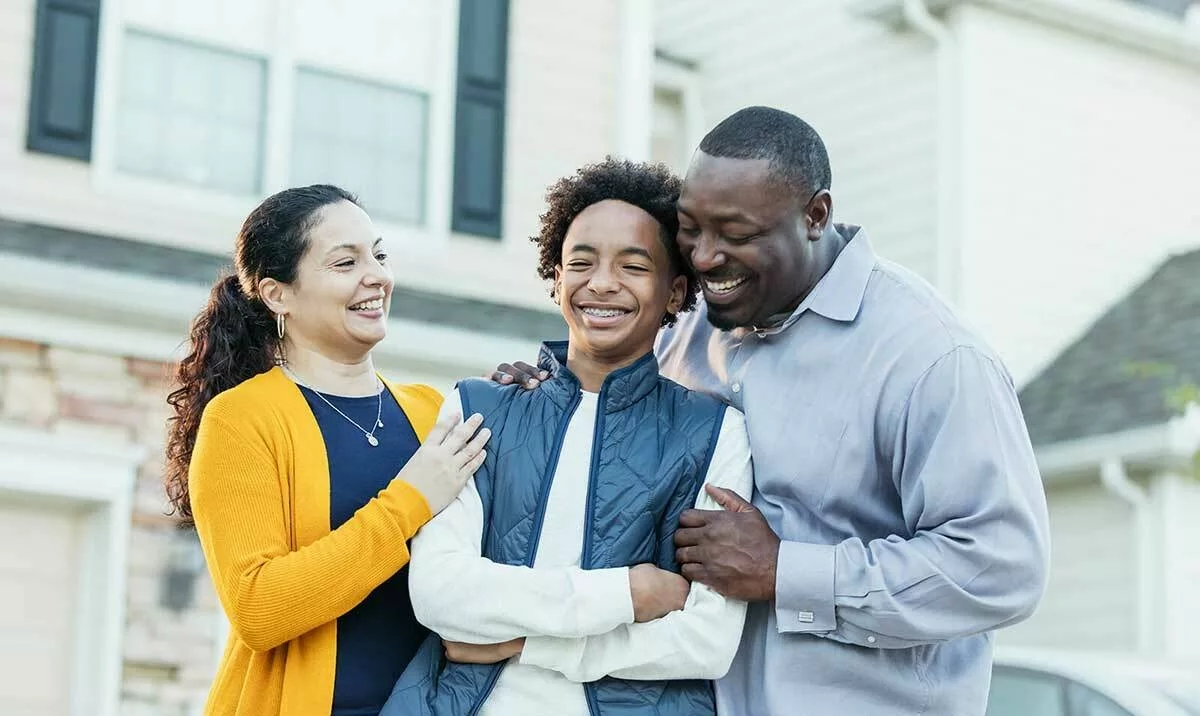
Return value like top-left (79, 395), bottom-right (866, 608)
top-left (531, 157), bottom-right (699, 327)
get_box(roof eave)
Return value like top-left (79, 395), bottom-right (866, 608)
top-left (849, 0), bottom-right (1200, 69)
top-left (1035, 406), bottom-right (1200, 480)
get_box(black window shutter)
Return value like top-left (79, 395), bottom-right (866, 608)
top-left (26, 0), bottom-right (101, 160)
top-left (451, 0), bottom-right (509, 239)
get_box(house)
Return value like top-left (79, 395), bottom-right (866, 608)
top-left (4, 0), bottom-right (1197, 712)
top-left (0, 1), bottom-right (651, 713)
top-left (651, 0), bottom-right (1200, 385)
top-left (1010, 247), bottom-right (1200, 659)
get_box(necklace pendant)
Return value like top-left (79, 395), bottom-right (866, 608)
top-left (366, 434), bottom-right (379, 447)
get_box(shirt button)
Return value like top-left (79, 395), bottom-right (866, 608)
top-left (731, 382), bottom-right (741, 393)
top-left (867, 636), bottom-right (877, 644)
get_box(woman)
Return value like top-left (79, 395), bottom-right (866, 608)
top-left (164, 184), bottom-right (490, 716)
top-left (383, 159), bottom-right (752, 716)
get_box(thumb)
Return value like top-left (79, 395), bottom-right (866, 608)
top-left (705, 484), bottom-right (755, 513)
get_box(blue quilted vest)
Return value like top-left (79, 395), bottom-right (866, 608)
top-left (382, 342), bottom-right (727, 716)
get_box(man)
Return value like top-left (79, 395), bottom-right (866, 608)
top-left (384, 158), bottom-right (753, 716)
top-left (496, 107), bottom-right (1050, 716)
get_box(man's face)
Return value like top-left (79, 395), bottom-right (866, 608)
top-left (676, 152), bottom-right (826, 330)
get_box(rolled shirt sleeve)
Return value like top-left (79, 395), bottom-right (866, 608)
top-left (775, 346), bottom-right (1050, 647)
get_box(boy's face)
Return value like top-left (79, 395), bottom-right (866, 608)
top-left (555, 199), bottom-right (686, 367)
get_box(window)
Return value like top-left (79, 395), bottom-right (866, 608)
top-left (115, 32), bottom-right (266, 194)
top-left (651, 54), bottom-right (702, 175)
top-left (987, 667), bottom-right (1067, 716)
top-left (651, 86), bottom-right (689, 173)
top-left (291, 70), bottom-right (427, 225)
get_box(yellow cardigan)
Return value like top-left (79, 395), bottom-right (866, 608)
top-left (189, 366), bottom-right (442, 716)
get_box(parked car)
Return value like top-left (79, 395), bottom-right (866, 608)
top-left (988, 647), bottom-right (1200, 716)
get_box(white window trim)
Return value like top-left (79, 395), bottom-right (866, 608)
top-left (0, 426), bottom-right (142, 716)
top-left (653, 54), bottom-right (705, 168)
top-left (90, 0), bottom-right (463, 247)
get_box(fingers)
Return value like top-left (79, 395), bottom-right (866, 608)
top-left (706, 484), bottom-right (755, 512)
top-left (424, 410), bottom-right (463, 445)
top-left (678, 508), bottom-right (710, 529)
top-left (439, 413), bottom-right (484, 451)
top-left (681, 563), bottom-right (705, 583)
top-left (675, 545), bottom-right (703, 564)
top-left (490, 362), bottom-right (547, 389)
top-left (513, 361), bottom-right (549, 385)
top-left (674, 526), bottom-right (704, 547)
top-left (454, 426), bottom-right (492, 469)
top-left (491, 363), bottom-right (519, 385)
top-left (459, 448), bottom-right (487, 477)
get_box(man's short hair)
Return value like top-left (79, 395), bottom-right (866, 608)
top-left (698, 106), bottom-right (832, 195)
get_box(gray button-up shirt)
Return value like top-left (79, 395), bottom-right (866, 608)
top-left (656, 226), bottom-right (1050, 716)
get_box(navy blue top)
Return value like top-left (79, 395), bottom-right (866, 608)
top-left (298, 384), bottom-right (428, 716)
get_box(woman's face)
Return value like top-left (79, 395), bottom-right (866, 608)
top-left (269, 200), bottom-right (394, 362)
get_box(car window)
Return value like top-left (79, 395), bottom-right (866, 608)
top-left (1066, 681), bottom-right (1134, 716)
top-left (988, 667), bottom-right (1067, 716)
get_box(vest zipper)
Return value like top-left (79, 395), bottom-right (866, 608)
top-left (467, 389), bottom-right (584, 716)
top-left (581, 384), bottom-right (607, 716)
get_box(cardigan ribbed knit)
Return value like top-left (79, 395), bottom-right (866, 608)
top-left (189, 366), bottom-right (441, 715)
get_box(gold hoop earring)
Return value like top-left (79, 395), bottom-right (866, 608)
top-left (276, 313), bottom-right (286, 340)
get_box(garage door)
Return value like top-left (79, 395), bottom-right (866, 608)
top-left (0, 496), bottom-right (85, 716)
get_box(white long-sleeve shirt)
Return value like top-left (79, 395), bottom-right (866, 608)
top-left (408, 388), bottom-right (753, 716)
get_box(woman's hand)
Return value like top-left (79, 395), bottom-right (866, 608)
top-left (397, 412), bottom-right (490, 515)
top-left (443, 638), bottom-right (525, 664)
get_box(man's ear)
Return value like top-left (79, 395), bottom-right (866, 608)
top-left (805, 189), bottom-right (832, 240)
top-left (552, 265), bottom-right (563, 305)
top-left (258, 277), bottom-right (289, 315)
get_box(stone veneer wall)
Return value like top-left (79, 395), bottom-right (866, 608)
top-left (0, 337), bottom-right (220, 715)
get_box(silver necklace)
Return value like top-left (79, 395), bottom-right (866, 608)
top-left (284, 368), bottom-right (384, 446)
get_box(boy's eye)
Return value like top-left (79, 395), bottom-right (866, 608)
top-left (625, 264), bottom-right (650, 273)
top-left (679, 226), bottom-right (700, 237)
top-left (375, 252), bottom-right (388, 262)
top-left (566, 261), bottom-right (591, 269)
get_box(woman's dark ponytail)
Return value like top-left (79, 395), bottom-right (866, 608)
top-left (164, 184), bottom-right (358, 523)
top-left (164, 274), bottom-right (277, 523)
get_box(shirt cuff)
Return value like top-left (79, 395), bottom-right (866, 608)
top-left (775, 541), bottom-right (836, 634)
top-left (570, 566), bottom-right (634, 634)
top-left (519, 634), bottom-right (582, 671)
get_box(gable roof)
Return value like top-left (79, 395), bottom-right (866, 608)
top-left (1019, 247), bottom-right (1200, 446)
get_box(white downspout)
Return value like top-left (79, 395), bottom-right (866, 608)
top-left (902, 0), bottom-right (961, 304)
top-left (1099, 458), bottom-right (1155, 653)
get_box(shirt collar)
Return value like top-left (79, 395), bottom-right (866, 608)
top-left (753, 224), bottom-right (876, 335)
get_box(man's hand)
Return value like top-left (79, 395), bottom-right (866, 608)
top-left (628, 564), bottom-right (690, 622)
top-left (443, 638), bottom-right (525, 664)
top-left (487, 361), bottom-right (548, 389)
top-left (675, 485), bottom-right (780, 602)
